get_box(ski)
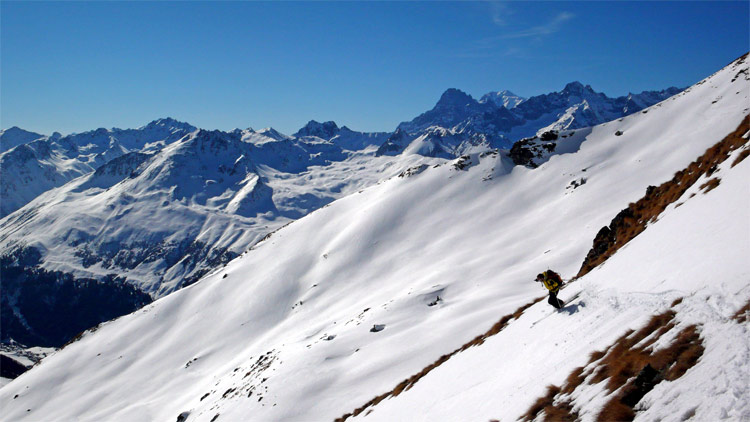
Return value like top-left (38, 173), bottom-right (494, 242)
top-left (530, 311), bottom-right (556, 327)
top-left (530, 291), bottom-right (583, 327)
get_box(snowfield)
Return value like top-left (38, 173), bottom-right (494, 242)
top-left (356, 125), bottom-right (750, 422)
top-left (0, 55), bottom-right (748, 422)
top-left (0, 73), bottom-right (693, 351)
top-left (0, 135), bottom-right (439, 297)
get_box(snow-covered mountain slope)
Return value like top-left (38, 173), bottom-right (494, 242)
top-left (506, 82), bottom-right (683, 140)
top-left (1, 136), bottom-right (94, 217)
top-left (256, 127), bottom-right (292, 141)
top-left (0, 343), bottom-right (55, 388)
top-left (1, 54), bottom-right (746, 421)
top-left (330, 127), bottom-right (391, 151)
top-left (0, 130), bottom-right (438, 298)
top-left (0, 118), bottom-right (196, 217)
top-left (0, 127), bottom-right (46, 153)
top-left (294, 120), bottom-right (391, 151)
top-left (68, 117), bottom-right (198, 153)
top-left (293, 120), bottom-right (341, 139)
top-left (394, 88), bottom-right (522, 152)
top-left (350, 122), bottom-right (750, 422)
top-left (390, 83), bottom-right (683, 157)
top-left (0, 120), bottom-right (438, 348)
top-left (398, 88), bottom-right (521, 135)
top-left (480, 89), bottom-right (526, 109)
top-left (397, 126), bottom-right (497, 158)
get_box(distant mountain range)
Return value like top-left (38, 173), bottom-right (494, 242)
top-left (378, 83), bottom-right (682, 158)
top-left (0, 118), bottom-right (197, 217)
top-left (0, 121), bottom-right (436, 347)
top-left (0, 80), bottom-right (682, 347)
top-left (0, 127), bottom-right (48, 153)
top-left (1, 53), bottom-right (747, 421)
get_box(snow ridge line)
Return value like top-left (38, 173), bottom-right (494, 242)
top-left (334, 296), bottom-right (545, 422)
top-left (576, 115), bottom-right (750, 279)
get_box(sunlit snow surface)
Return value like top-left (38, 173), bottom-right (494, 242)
top-left (0, 119), bottom-right (196, 218)
top-left (0, 57), bottom-right (748, 421)
top-left (0, 140), bottom-right (440, 296)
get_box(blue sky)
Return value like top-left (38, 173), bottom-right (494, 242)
top-left (2, 1), bottom-right (748, 136)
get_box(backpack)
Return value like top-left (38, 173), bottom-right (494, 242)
top-left (543, 270), bottom-right (563, 291)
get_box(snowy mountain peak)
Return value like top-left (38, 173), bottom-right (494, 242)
top-left (397, 77), bottom-right (684, 152)
top-left (397, 89), bottom-right (492, 135)
top-left (375, 128), bottom-right (415, 156)
top-left (177, 128), bottom-right (240, 153)
top-left (562, 81), bottom-right (592, 95)
top-left (0, 127), bottom-right (46, 153)
top-left (0, 119), bottom-right (199, 218)
top-left (257, 127), bottom-right (291, 141)
top-left (0, 126), bottom-right (42, 137)
top-left (293, 120), bottom-right (340, 140)
top-left (480, 90), bottom-right (526, 109)
top-left (392, 127), bottom-right (408, 137)
top-left (436, 88), bottom-right (477, 107)
top-left (141, 117), bottom-right (196, 132)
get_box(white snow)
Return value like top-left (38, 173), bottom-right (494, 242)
top-left (0, 127), bottom-right (46, 153)
top-left (0, 119), bottom-right (196, 217)
top-left (0, 136), bottom-right (441, 295)
top-left (480, 89), bottom-right (527, 109)
top-left (360, 135), bottom-right (750, 422)
top-left (0, 56), bottom-right (747, 422)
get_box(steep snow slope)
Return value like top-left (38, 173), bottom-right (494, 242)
top-left (0, 343), bottom-right (55, 388)
top-left (355, 128), bottom-right (750, 422)
top-left (0, 55), bottom-right (746, 422)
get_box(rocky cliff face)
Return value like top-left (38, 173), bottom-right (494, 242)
top-left (293, 120), bottom-right (340, 139)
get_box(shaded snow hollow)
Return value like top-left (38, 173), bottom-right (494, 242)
top-left (0, 55), bottom-right (748, 421)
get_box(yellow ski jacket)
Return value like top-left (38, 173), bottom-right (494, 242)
top-left (541, 271), bottom-right (563, 292)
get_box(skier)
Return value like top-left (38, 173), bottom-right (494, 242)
top-left (536, 270), bottom-right (565, 309)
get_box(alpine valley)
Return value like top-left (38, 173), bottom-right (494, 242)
top-left (1, 54), bottom-right (748, 422)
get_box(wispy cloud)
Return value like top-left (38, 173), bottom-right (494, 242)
top-left (450, 46), bottom-right (522, 60)
top-left (489, 1), bottom-right (512, 26)
top-left (500, 12), bottom-right (575, 39)
top-left (447, 6), bottom-right (575, 59)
